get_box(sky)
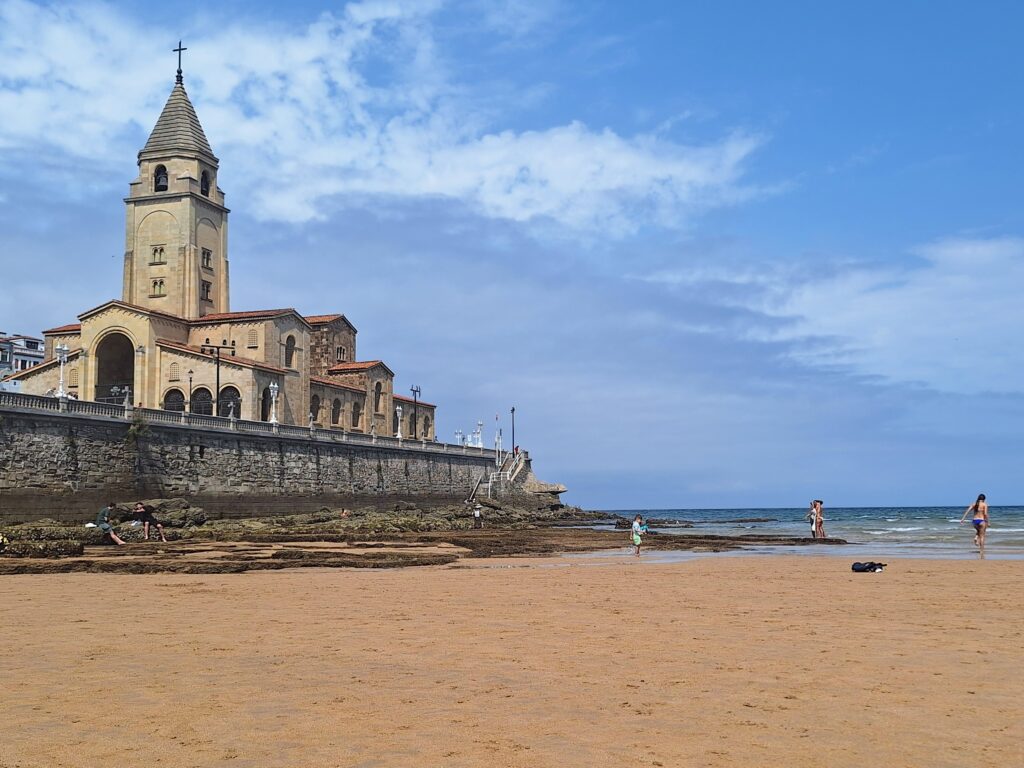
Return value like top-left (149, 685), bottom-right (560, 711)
top-left (1, 0), bottom-right (1022, 509)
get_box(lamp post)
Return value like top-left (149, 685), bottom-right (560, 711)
top-left (187, 369), bottom-right (194, 412)
top-left (55, 344), bottom-right (69, 398)
top-left (511, 406), bottom-right (515, 455)
top-left (200, 337), bottom-right (236, 416)
top-left (268, 381), bottom-right (279, 424)
top-left (410, 385), bottom-right (420, 439)
top-left (395, 404), bottom-right (403, 439)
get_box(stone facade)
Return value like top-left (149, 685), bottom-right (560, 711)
top-left (2, 71), bottom-right (438, 439)
top-left (0, 406), bottom-right (495, 524)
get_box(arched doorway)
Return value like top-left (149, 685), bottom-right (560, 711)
top-left (163, 388), bottom-right (185, 412)
top-left (191, 387), bottom-right (213, 415)
top-left (310, 394), bottom-right (321, 424)
top-left (218, 386), bottom-right (241, 417)
top-left (95, 332), bottom-right (135, 403)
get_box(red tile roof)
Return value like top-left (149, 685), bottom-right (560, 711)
top-left (156, 339), bottom-right (287, 374)
top-left (327, 360), bottom-right (393, 375)
top-left (394, 393), bottom-right (436, 408)
top-left (305, 314), bottom-right (341, 324)
top-left (192, 309), bottom-right (302, 324)
top-left (310, 376), bottom-right (366, 394)
top-left (43, 323), bottom-right (82, 335)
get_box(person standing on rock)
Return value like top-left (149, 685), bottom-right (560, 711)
top-left (133, 502), bottom-right (167, 542)
top-left (95, 502), bottom-right (126, 546)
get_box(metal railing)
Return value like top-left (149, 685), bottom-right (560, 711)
top-left (0, 390), bottom-right (498, 459)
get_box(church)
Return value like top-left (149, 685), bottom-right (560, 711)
top-left (4, 65), bottom-right (436, 440)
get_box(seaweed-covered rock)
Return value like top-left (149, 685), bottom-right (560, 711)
top-left (2, 540), bottom-right (85, 558)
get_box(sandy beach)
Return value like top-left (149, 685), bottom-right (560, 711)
top-left (2, 555), bottom-right (1021, 767)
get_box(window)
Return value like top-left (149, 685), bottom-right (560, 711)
top-left (163, 388), bottom-right (185, 412)
top-left (151, 279), bottom-right (165, 296)
top-left (218, 386), bottom-right (241, 417)
top-left (423, 415), bottom-right (431, 438)
top-left (373, 382), bottom-right (383, 413)
top-left (154, 165), bottom-right (168, 192)
top-left (200, 171), bottom-right (211, 196)
top-left (191, 387), bottom-right (213, 415)
top-left (331, 398), bottom-right (342, 425)
top-left (310, 394), bottom-right (321, 423)
top-left (0, 349), bottom-right (9, 363)
top-left (201, 280), bottom-right (212, 301)
top-left (247, 329), bottom-right (258, 348)
top-left (335, 345), bottom-right (347, 362)
top-left (351, 401), bottom-right (362, 429)
top-left (151, 246), bottom-right (166, 264)
top-left (393, 410), bottom-right (399, 436)
top-left (25, 340), bottom-right (39, 350)
top-left (169, 362), bottom-right (180, 381)
top-left (201, 248), bottom-right (212, 269)
top-left (69, 368), bottom-right (79, 388)
top-left (284, 335), bottom-right (296, 367)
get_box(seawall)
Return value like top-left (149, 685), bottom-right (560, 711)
top-left (0, 402), bottom-right (499, 524)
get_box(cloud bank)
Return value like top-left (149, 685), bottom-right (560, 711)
top-left (0, 0), bottom-right (760, 234)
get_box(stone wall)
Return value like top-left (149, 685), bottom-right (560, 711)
top-left (0, 406), bottom-right (497, 524)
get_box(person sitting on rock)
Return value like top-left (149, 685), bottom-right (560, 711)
top-left (133, 502), bottom-right (167, 542)
top-left (95, 502), bottom-right (126, 546)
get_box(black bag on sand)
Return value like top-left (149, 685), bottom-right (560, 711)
top-left (851, 561), bottom-right (887, 573)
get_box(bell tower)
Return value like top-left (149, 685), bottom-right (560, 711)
top-left (122, 51), bottom-right (230, 319)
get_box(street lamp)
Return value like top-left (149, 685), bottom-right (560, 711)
top-left (200, 337), bottom-right (236, 416)
top-left (55, 344), bottom-right (69, 398)
top-left (395, 404), bottom-right (403, 439)
top-left (268, 381), bottom-right (279, 424)
top-left (510, 406), bottom-right (516, 455)
top-left (410, 385), bottom-right (421, 439)
top-left (187, 369), bottom-right (194, 412)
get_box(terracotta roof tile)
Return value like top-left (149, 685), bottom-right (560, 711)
top-left (43, 323), bottom-right (82, 335)
top-left (79, 299), bottom-right (187, 324)
top-left (310, 376), bottom-right (366, 394)
top-left (327, 360), bottom-right (390, 374)
top-left (192, 309), bottom-right (298, 323)
top-left (394, 393), bottom-right (436, 408)
top-left (156, 339), bottom-right (287, 374)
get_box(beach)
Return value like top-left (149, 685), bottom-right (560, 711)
top-left (2, 555), bottom-right (1021, 767)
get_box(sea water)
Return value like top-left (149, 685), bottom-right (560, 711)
top-left (597, 506), bottom-right (1024, 559)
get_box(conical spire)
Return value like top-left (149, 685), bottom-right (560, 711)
top-left (140, 81), bottom-right (216, 162)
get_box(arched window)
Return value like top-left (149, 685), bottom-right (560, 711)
top-left (284, 335), bottom-right (296, 368)
top-left (191, 387), bottom-right (213, 415)
top-left (200, 171), bottom-right (211, 196)
top-left (393, 409), bottom-right (400, 436)
top-left (163, 388), bottom-right (185, 412)
top-left (218, 386), bottom-right (241, 417)
top-left (260, 387), bottom-right (272, 421)
top-left (247, 329), bottom-right (258, 348)
top-left (154, 164), bottom-right (168, 192)
top-left (310, 394), bottom-right (321, 423)
top-left (69, 368), bottom-right (79, 388)
top-left (374, 381), bottom-right (383, 412)
top-left (331, 398), bottom-right (342, 425)
top-left (336, 345), bottom-right (347, 362)
top-left (423, 415), bottom-right (431, 438)
top-left (169, 362), bottom-right (180, 381)
top-left (351, 401), bottom-right (362, 429)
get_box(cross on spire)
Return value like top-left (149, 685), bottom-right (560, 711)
top-left (173, 40), bottom-right (187, 84)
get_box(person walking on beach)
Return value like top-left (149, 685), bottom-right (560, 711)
top-left (94, 502), bottom-right (126, 546)
top-left (959, 493), bottom-right (989, 549)
top-left (631, 514), bottom-right (645, 557)
top-left (806, 502), bottom-right (818, 538)
top-left (133, 502), bottom-right (167, 542)
top-left (813, 500), bottom-right (826, 539)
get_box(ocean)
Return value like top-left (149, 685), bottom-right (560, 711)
top-left (597, 506), bottom-right (1024, 559)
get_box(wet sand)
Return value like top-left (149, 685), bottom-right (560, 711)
top-left (2, 556), bottom-right (1021, 767)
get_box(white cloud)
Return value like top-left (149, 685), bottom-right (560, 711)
top-left (0, 0), bottom-right (761, 235)
top-left (640, 237), bottom-right (1024, 395)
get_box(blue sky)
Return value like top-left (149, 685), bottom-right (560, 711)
top-left (2, 0), bottom-right (1022, 508)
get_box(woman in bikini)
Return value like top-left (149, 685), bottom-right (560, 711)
top-left (959, 493), bottom-right (989, 549)
top-left (813, 500), bottom-right (826, 539)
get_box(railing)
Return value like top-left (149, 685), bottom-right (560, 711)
top-left (0, 391), bottom-right (500, 459)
